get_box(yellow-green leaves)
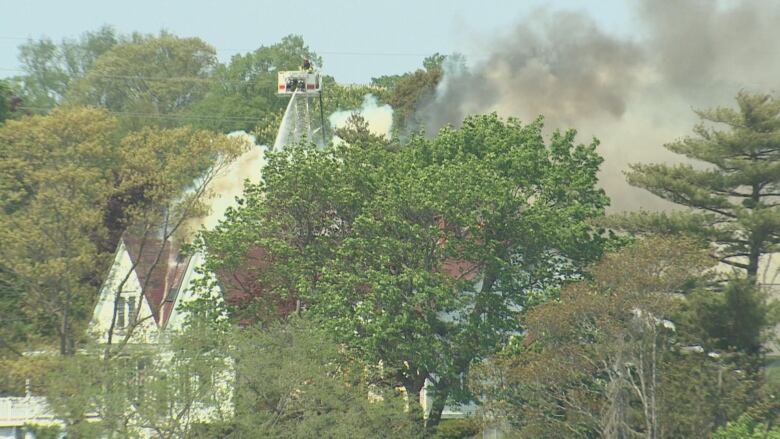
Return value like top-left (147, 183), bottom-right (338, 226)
top-left (0, 106), bottom-right (248, 354)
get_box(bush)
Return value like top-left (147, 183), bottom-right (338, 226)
top-left (432, 417), bottom-right (481, 439)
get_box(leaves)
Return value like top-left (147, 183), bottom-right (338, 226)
top-left (195, 112), bottom-right (609, 428)
top-left (625, 92), bottom-right (780, 277)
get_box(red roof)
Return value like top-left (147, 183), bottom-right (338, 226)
top-left (123, 235), bottom-right (191, 328)
top-left (213, 246), bottom-right (297, 321)
top-left (441, 258), bottom-right (480, 281)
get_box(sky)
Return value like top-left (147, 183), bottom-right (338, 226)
top-left (0, 0), bottom-right (633, 84)
top-left (3, 0), bottom-right (776, 213)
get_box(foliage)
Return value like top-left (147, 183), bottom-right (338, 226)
top-left (22, 424), bottom-right (62, 439)
top-left (43, 319), bottom-right (233, 439)
top-left (228, 318), bottom-right (416, 438)
top-left (0, 80), bottom-right (15, 123)
top-left (11, 26), bottom-right (123, 109)
top-left (0, 108), bottom-right (120, 354)
top-left (67, 32), bottom-right (217, 129)
top-left (186, 34), bottom-right (320, 134)
top-left (195, 112), bottom-right (609, 429)
top-left (683, 277), bottom-right (773, 357)
top-left (712, 415), bottom-right (780, 439)
top-left (624, 92), bottom-right (780, 279)
top-left (431, 417), bottom-right (481, 439)
top-left (474, 237), bottom-right (756, 438)
top-left (42, 314), bottom-right (413, 439)
top-left (0, 354), bottom-right (59, 396)
top-left (0, 107), bottom-right (245, 355)
top-left (371, 53), bottom-right (450, 133)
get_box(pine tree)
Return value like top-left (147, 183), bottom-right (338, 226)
top-left (627, 92), bottom-right (780, 280)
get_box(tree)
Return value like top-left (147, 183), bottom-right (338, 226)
top-left (474, 237), bottom-right (756, 438)
top-left (228, 318), bottom-right (416, 438)
top-left (625, 92), bottom-right (780, 280)
top-left (371, 53), bottom-right (451, 133)
top-left (195, 113), bottom-right (609, 430)
top-left (0, 80), bottom-right (15, 124)
top-left (67, 32), bottom-right (217, 129)
top-left (0, 108), bottom-right (121, 355)
top-left (185, 35), bottom-right (321, 134)
top-left (0, 107), bottom-right (245, 355)
top-left (12, 26), bottom-right (123, 109)
top-left (43, 316), bottom-right (235, 439)
top-left (684, 277), bottom-right (771, 357)
top-left (712, 415), bottom-right (780, 439)
top-left (41, 311), bottom-right (413, 438)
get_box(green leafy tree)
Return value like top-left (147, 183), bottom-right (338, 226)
top-left (12, 26), bottom-right (123, 109)
top-left (373, 53), bottom-right (449, 133)
top-left (0, 107), bottom-right (245, 355)
top-left (474, 237), bottom-right (756, 438)
top-left (0, 108), bottom-right (121, 354)
top-left (42, 314), bottom-right (413, 438)
top-left (186, 35), bottom-right (321, 134)
top-left (0, 80), bottom-right (15, 123)
top-left (196, 113), bottom-right (609, 430)
top-left (684, 277), bottom-right (772, 357)
top-left (67, 32), bottom-right (217, 129)
top-left (712, 415), bottom-right (780, 439)
top-left (625, 92), bottom-right (780, 280)
top-left (43, 317), bottom-right (234, 439)
top-left (229, 318), bottom-right (416, 438)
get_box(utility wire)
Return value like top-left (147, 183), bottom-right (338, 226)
top-left (0, 67), bottom-right (271, 85)
top-left (0, 67), bottom-right (392, 86)
top-left (17, 106), bottom-right (265, 123)
top-left (0, 35), bottom-right (431, 56)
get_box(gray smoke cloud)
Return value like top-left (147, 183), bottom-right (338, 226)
top-left (420, 0), bottom-right (780, 211)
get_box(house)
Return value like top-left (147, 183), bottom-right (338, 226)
top-left (88, 235), bottom-right (199, 344)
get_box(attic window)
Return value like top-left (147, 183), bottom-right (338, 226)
top-left (128, 297), bottom-right (136, 326)
top-left (117, 297), bottom-right (126, 328)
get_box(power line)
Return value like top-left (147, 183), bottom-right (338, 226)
top-left (0, 35), bottom-right (432, 57)
top-left (17, 106), bottom-right (264, 123)
top-left (0, 66), bottom-right (399, 86)
top-left (0, 67), bottom-right (264, 85)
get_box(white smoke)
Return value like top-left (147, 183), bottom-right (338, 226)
top-left (330, 94), bottom-right (394, 139)
top-left (184, 131), bottom-right (265, 236)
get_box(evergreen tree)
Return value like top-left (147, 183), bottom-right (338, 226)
top-left (627, 92), bottom-right (780, 280)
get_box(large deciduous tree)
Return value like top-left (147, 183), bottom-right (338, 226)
top-left (475, 237), bottom-right (757, 439)
top-left (371, 53), bottom-right (455, 133)
top-left (67, 32), bottom-right (217, 128)
top-left (185, 35), bottom-right (321, 134)
top-left (0, 107), bottom-right (245, 355)
top-left (12, 26), bottom-right (123, 109)
top-left (626, 92), bottom-right (780, 280)
top-left (42, 314), bottom-right (413, 439)
top-left (196, 113), bottom-right (609, 429)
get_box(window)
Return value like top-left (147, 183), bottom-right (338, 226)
top-left (117, 297), bottom-right (125, 328)
top-left (127, 297), bottom-right (136, 326)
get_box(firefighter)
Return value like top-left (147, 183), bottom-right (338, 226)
top-left (302, 58), bottom-right (312, 72)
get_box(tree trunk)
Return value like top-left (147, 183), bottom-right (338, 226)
top-left (425, 381), bottom-right (449, 434)
top-left (403, 378), bottom-right (426, 432)
top-left (60, 289), bottom-right (72, 356)
top-left (748, 184), bottom-right (761, 281)
top-left (748, 241), bottom-right (760, 280)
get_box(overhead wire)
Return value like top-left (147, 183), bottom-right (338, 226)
top-left (16, 106), bottom-right (266, 123)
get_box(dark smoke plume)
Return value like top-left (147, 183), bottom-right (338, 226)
top-left (421, 0), bottom-right (780, 211)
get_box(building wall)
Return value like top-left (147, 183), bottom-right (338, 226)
top-left (88, 241), bottom-right (159, 345)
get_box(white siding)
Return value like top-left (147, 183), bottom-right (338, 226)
top-left (88, 241), bottom-right (159, 345)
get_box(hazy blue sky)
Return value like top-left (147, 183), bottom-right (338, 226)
top-left (0, 0), bottom-right (634, 83)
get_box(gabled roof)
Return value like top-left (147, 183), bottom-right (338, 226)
top-left (123, 235), bottom-right (191, 328)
